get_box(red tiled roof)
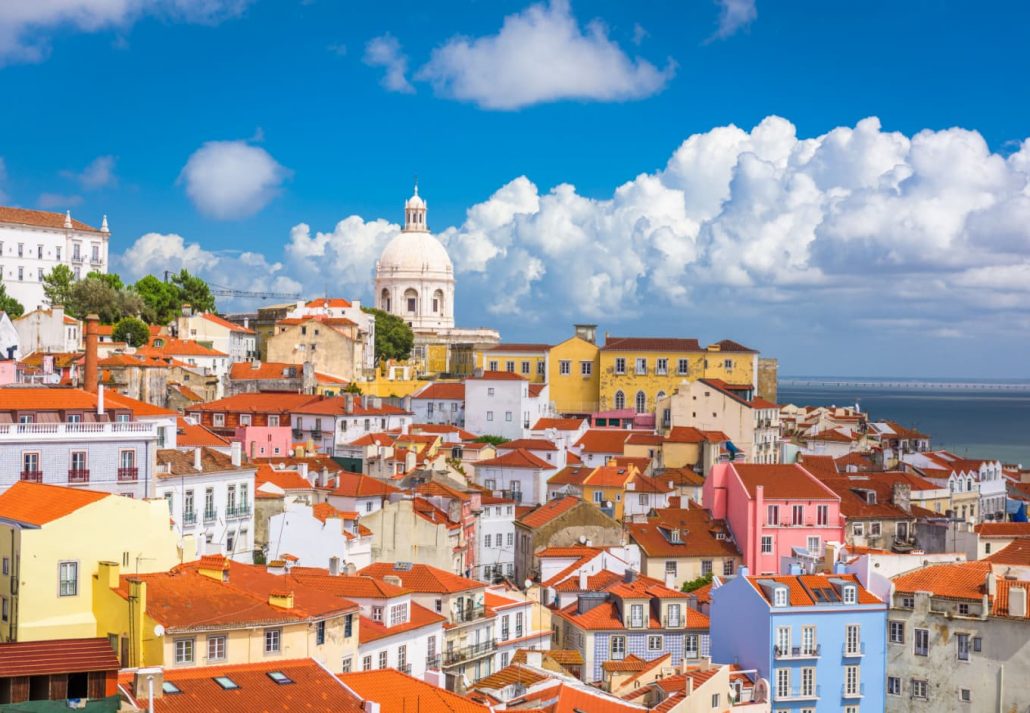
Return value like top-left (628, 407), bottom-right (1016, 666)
top-left (305, 297), bottom-right (352, 309)
top-left (984, 539), bottom-right (1030, 566)
top-left (229, 361), bottom-right (306, 380)
top-left (500, 438), bottom-right (558, 451)
top-left (547, 465), bottom-right (594, 486)
top-left (467, 370), bottom-right (527, 381)
top-left (485, 343), bottom-right (552, 353)
top-left (358, 602), bottom-right (446, 643)
top-left (0, 482), bottom-right (109, 526)
top-left (575, 429), bottom-right (640, 454)
top-left (517, 496), bottom-right (582, 529)
top-left (475, 448), bottom-right (555, 470)
top-left (708, 338), bottom-right (756, 353)
top-left (994, 579), bottom-right (1030, 617)
top-left (200, 313), bottom-right (254, 333)
top-left (0, 206), bottom-right (100, 232)
top-left (747, 574), bottom-right (882, 606)
top-left (975, 522), bottom-right (1030, 538)
top-left (627, 513), bottom-right (741, 559)
top-left (256, 464), bottom-right (312, 492)
top-left (413, 382), bottom-right (465, 400)
top-left (731, 463), bottom-right (839, 500)
top-left (330, 473), bottom-right (401, 498)
top-left (532, 417), bottom-right (587, 431)
top-left (176, 418), bottom-right (231, 447)
top-left (295, 396), bottom-right (409, 417)
top-left (0, 386), bottom-right (101, 411)
top-left (104, 390), bottom-right (178, 417)
top-left (749, 397), bottom-right (779, 409)
top-left (602, 336), bottom-right (702, 352)
top-left (138, 337), bottom-right (227, 358)
top-left (359, 563), bottom-right (482, 594)
top-left (0, 638), bottom-right (119, 676)
top-left (340, 668), bottom-right (489, 712)
top-left (189, 392), bottom-right (321, 414)
top-left (892, 561), bottom-right (992, 601)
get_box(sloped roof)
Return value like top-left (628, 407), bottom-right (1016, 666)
top-left (413, 382), bottom-right (465, 400)
top-left (517, 496), bottom-right (584, 529)
top-left (0, 482), bottom-right (109, 526)
top-left (341, 669), bottom-right (489, 713)
top-left (330, 473), bottom-right (401, 498)
top-left (747, 573), bottom-right (882, 607)
top-left (731, 463), bottom-right (839, 500)
top-left (892, 561), bottom-right (992, 601)
top-left (602, 337), bottom-right (702, 352)
top-left (475, 448), bottom-right (554, 470)
top-left (358, 562), bottom-right (483, 594)
top-left (0, 638), bottom-right (119, 676)
top-left (0, 206), bottom-right (100, 232)
top-left (532, 417), bottom-right (587, 431)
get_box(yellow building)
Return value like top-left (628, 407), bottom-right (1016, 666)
top-left (93, 557), bottom-right (360, 670)
top-left (547, 325), bottom-right (601, 414)
top-left (0, 482), bottom-right (185, 643)
top-left (477, 343), bottom-right (551, 383)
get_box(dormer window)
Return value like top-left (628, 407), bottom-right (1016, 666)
top-left (773, 588), bottom-right (788, 607)
top-left (843, 585), bottom-right (857, 604)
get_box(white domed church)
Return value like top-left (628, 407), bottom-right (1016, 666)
top-left (375, 186), bottom-right (498, 373)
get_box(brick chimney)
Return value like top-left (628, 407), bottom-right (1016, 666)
top-left (84, 314), bottom-right (99, 393)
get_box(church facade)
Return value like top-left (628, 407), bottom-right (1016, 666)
top-left (375, 187), bottom-right (498, 375)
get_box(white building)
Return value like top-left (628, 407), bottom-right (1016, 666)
top-left (267, 500), bottom-right (373, 572)
top-left (464, 371), bottom-right (538, 440)
top-left (409, 382), bottom-right (465, 425)
top-left (175, 311), bottom-right (257, 363)
top-left (477, 495), bottom-right (516, 582)
top-left (155, 444), bottom-right (257, 562)
top-left (474, 449), bottom-right (557, 506)
top-left (13, 305), bottom-right (80, 354)
top-left (291, 394), bottom-right (413, 457)
top-left (487, 588), bottom-right (551, 671)
top-left (0, 207), bottom-right (110, 311)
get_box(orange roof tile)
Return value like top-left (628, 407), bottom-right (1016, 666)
top-left (994, 579), bottom-right (1030, 617)
top-left (892, 561), bottom-right (992, 601)
top-left (190, 392), bottom-right (323, 414)
top-left (975, 522), bottom-right (1030, 538)
top-left (500, 438), bottom-right (558, 451)
top-left (358, 602), bottom-right (446, 643)
top-left (467, 370), bottom-right (527, 381)
top-left (747, 574), bottom-right (882, 607)
top-left (200, 312), bottom-right (254, 333)
top-left (984, 539), bottom-right (1030, 566)
top-left (176, 418), bottom-right (231, 447)
top-left (305, 297), bottom-right (353, 309)
top-left (103, 390), bottom-right (178, 417)
top-left (413, 382), bottom-right (466, 400)
top-left (0, 206), bottom-right (100, 232)
top-left (138, 337), bottom-right (227, 358)
top-left (0, 638), bottom-right (119, 677)
top-left (602, 336), bottom-right (702, 352)
top-left (665, 426), bottom-right (725, 444)
top-left (340, 669), bottom-right (489, 712)
top-left (627, 514), bottom-right (740, 559)
top-left (575, 429), bottom-right (639, 454)
top-left (256, 464), bottom-right (312, 492)
top-left (289, 571), bottom-right (409, 598)
top-left (532, 417), bottom-right (587, 431)
top-left (330, 473), bottom-right (401, 498)
top-left (358, 563), bottom-right (483, 594)
top-left (0, 386), bottom-right (100, 411)
top-left (475, 448), bottom-right (555, 470)
top-left (0, 482), bottom-right (109, 525)
top-left (485, 343), bottom-right (552, 353)
top-left (731, 463), bottom-right (839, 500)
top-left (517, 496), bottom-right (584, 529)
top-left (229, 361), bottom-right (306, 380)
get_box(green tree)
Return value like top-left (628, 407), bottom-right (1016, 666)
top-left (42, 264), bottom-right (75, 308)
top-left (474, 435), bottom-right (509, 446)
top-left (67, 275), bottom-right (143, 324)
top-left (169, 269), bottom-right (216, 313)
top-left (86, 271), bottom-right (124, 291)
top-left (134, 275), bottom-right (181, 325)
top-left (362, 307), bottom-right (414, 361)
top-left (113, 317), bottom-right (150, 347)
top-left (0, 277), bottom-right (24, 318)
top-left (343, 382), bottom-right (363, 394)
top-left (681, 572), bottom-right (713, 593)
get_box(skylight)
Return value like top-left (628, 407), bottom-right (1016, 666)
top-left (267, 672), bottom-right (294, 685)
top-left (161, 682), bottom-right (182, 695)
top-left (213, 676), bottom-right (239, 690)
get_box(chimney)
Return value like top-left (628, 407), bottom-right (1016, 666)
top-left (230, 441), bottom-right (242, 467)
top-left (525, 650), bottom-right (543, 668)
top-left (134, 668), bottom-right (163, 702)
top-left (684, 673), bottom-right (693, 696)
top-left (97, 383), bottom-right (105, 415)
top-left (384, 575), bottom-right (403, 587)
top-left (193, 448), bottom-right (203, 471)
top-left (84, 314), bottom-right (99, 393)
top-left (578, 570), bottom-right (588, 590)
top-left (98, 561), bottom-right (120, 589)
top-left (624, 569), bottom-right (636, 584)
top-left (329, 556), bottom-right (341, 576)
top-left (1009, 586), bottom-right (1027, 618)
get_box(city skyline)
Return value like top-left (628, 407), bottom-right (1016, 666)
top-left (1, 1), bottom-right (1029, 378)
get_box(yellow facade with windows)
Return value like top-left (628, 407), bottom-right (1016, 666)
top-left (476, 346), bottom-right (550, 384)
top-left (598, 347), bottom-right (706, 415)
top-left (546, 335), bottom-right (600, 414)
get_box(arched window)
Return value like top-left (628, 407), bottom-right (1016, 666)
top-left (635, 391), bottom-right (646, 414)
top-left (380, 288), bottom-right (391, 312)
top-left (655, 390), bottom-right (666, 404)
top-left (404, 288), bottom-right (418, 313)
top-left (433, 288), bottom-right (444, 314)
top-left (614, 391), bottom-right (625, 410)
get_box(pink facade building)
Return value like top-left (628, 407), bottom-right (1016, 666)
top-left (233, 425), bottom-right (293, 458)
top-left (704, 463), bottom-right (843, 575)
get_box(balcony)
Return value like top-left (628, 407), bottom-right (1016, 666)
top-left (425, 655), bottom-right (441, 669)
top-left (443, 640), bottom-right (496, 666)
top-left (0, 421), bottom-right (157, 443)
top-left (496, 489), bottom-right (522, 503)
top-left (774, 644), bottom-right (821, 659)
top-left (226, 504), bottom-right (252, 520)
top-left (452, 604), bottom-right (487, 624)
top-left (842, 642), bottom-right (865, 657)
top-left (775, 685), bottom-right (820, 701)
top-left (67, 468), bottom-right (90, 484)
top-left (20, 470), bottom-right (42, 483)
top-left (117, 467), bottom-right (139, 482)
top-left (662, 616), bottom-right (684, 629)
top-left (203, 509), bottom-right (218, 524)
top-left (182, 511), bottom-right (198, 526)
top-left (842, 683), bottom-right (865, 699)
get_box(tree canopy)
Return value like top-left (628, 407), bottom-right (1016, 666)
top-left (113, 317), bottom-right (150, 347)
top-left (42, 264), bottom-right (75, 308)
top-left (170, 269), bottom-right (216, 313)
top-left (66, 274), bottom-right (144, 324)
top-left (134, 275), bottom-right (181, 325)
top-left (0, 277), bottom-right (24, 319)
top-left (363, 307), bottom-right (414, 361)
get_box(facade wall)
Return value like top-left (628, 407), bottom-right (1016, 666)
top-left (547, 337), bottom-right (600, 414)
top-left (410, 397), bottom-right (465, 425)
top-left (478, 350), bottom-right (548, 383)
top-left (476, 504), bottom-right (515, 581)
top-left (659, 380), bottom-right (756, 460)
top-left (599, 349), bottom-right (705, 414)
top-left (357, 622), bottom-right (441, 678)
top-left (266, 324), bottom-right (360, 381)
top-left (475, 465), bottom-right (548, 506)
top-left (757, 357), bottom-right (779, 403)
top-left (465, 379), bottom-right (529, 440)
top-left (155, 469), bottom-right (257, 563)
top-left (14, 308), bottom-right (80, 354)
top-left (363, 499), bottom-right (460, 573)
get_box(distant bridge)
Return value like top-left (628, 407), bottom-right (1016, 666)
top-left (779, 379), bottom-right (1030, 392)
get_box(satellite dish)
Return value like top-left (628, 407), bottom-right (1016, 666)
top-left (154, 624), bottom-right (165, 637)
top-left (523, 579), bottom-right (533, 589)
top-left (578, 535), bottom-right (587, 544)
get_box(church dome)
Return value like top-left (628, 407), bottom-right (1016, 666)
top-left (378, 230), bottom-right (453, 275)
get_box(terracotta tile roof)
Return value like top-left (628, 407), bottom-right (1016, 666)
top-left (747, 573), bottom-right (882, 607)
top-left (512, 681), bottom-right (644, 712)
top-left (993, 579), bottom-right (1030, 617)
top-left (200, 312), bottom-right (254, 333)
top-left (985, 539), bottom-right (1030, 566)
top-left (0, 482), bottom-right (109, 526)
top-left (0, 206), bottom-right (100, 232)
top-left (410, 423), bottom-right (478, 440)
top-left (412, 497), bottom-right (461, 530)
top-left (892, 562), bottom-right (992, 601)
top-left (689, 582), bottom-right (713, 605)
top-left (501, 438), bottom-right (559, 451)
top-left (731, 463), bottom-right (839, 500)
top-left (975, 522), bottom-right (1030, 538)
top-left (470, 663), bottom-right (550, 691)
top-left (608, 456), bottom-right (654, 473)
top-left (176, 418), bottom-right (231, 447)
top-left (537, 546), bottom-right (604, 559)
top-left (189, 392), bottom-right (322, 414)
top-left (817, 477), bottom-right (913, 520)
top-left (627, 514), bottom-right (741, 559)
top-left (416, 480), bottom-right (472, 502)
top-left (528, 383), bottom-right (546, 397)
top-left (141, 659), bottom-right (364, 713)
top-left (467, 370), bottom-right (527, 381)
top-left (0, 638), bottom-right (119, 676)
top-left (255, 464), bottom-right (312, 492)
top-left (553, 579), bottom-right (706, 631)
top-left (340, 669), bottom-right (489, 712)
top-left (346, 432), bottom-right (395, 447)
top-left (575, 429), bottom-right (639, 454)
top-left (289, 571), bottom-right (409, 598)
top-left (867, 470), bottom-right (941, 492)
top-left (584, 465), bottom-right (637, 488)
top-left (601, 654), bottom-right (647, 672)
top-left (228, 361), bottom-right (306, 380)
top-left (277, 315), bottom-right (356, 328)
top-left (104, 390), bottom-right (178, 417)
top-left (658, 467), bottom-right (704, 487)
top-left (358, 562), bottom-right (483, 594)
top-left (413, 382), bottom-right (465, 400)
top-left (305, 297), bottom-right (352, 309)
top-left (548, 465), bottom-right (594, 487)
top-left (170, 383), bottom-right (204, 402)
top-left (804, 428), bottom-right (856, 443)
top-left (0, 386), bottom-right (104, 411)
top-left (255, 455), bottom-right (344, 473)
top-left (749, 397), bottom-right (779, 409)
top-left (138, 337), bottom-right (227, 358)
top-left (532, 417), bottom-right (587, 431)
top-left (475, 448), bottom-right (555, 470)
top-left (485, 343), bottom-right (552, 353)
top-left (552, 570), bottom-right (624, 592)
top-left (517, 496), bottom-right (582, 528)
top-left (295, 396), bottom-right (409, 417)
top-left (156, 447), bottom-right (249, 478)
top-left (330, 473), bottom-right (401, 498)
top-left (602, 336), bottom-right (702, 352)
top-left (707, 338), bottom-right (756, 353)
top-left (358, 602), bottom-right (446, 643)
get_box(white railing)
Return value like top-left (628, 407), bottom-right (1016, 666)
top-left (0, 421), bottom-right (157, 439)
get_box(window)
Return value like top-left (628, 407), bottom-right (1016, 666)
top-left (792, 505), bottom-right (803, 525)
top-left (372, 606), bottom-right (383, 621)
top-left (398, 644), bottom-right (407, 670)
top-left (213, 413), bottom-right (225, 427)
top-left (684, 633), bottom-right (698, 657)
top-left (914, 628), bottom-right (929, 656)
top-left (268, 415), bottom-right (280, 427)
top-left (723, 358), bottom-right (733, 369)
top-left (629, 603), bottom-right (644, 627)
top-left (537, 361), bottom-right (546, 375)
top-left (901, 596), bottom-right (914, 609)
top-left (58, 561), bottom-right (78, 596)
top-left (806, 536), bottom-right (820, 552)
top-left (711, 694), bottom-right (720, 708)
top-left (911, 679), bottom-right (928, 699)
top-left (853, 522), bottom-right (865, 537)
top-left (344, 614), bottom-right (353, 638)
top-left (635, 357), bottom-right (646, 375)
top-left (656, 358), bottom-right (668, 375)
top-left (521, 361), bottom-right (530, 375)
top-left (174, 638), bottom-right (194, 664)
top-left (845, 624), bottom-right (860, 655)
top-left (316, 620), bottom-right (326, 645)
top-left (767, 505), bottom-right (779, 525)
top-left (677, 358), bottom-right (689, 375)
top-left (593, 490), bottom-right (603, 503)
top-left (614, 357), bottom-right (626, 374)
top-left (972, 636), bottom-right (981, 652)
top-left (775, 626), bottom-right (790, 656)
top-left (484, 534), bottom-right (492, 548)
top-left (958, 603), bottom-right (969, 615)
top-left (264, 628), bottom-right (281, 654)
top-left (635, 391), bottom-right (646, 413)
top-left (665, 560), bottom-right (677, 577)
top-left (559, 360), bottom-right (571, 375)
top-left (887, 676), bottom-right (901, 696)
top-left (647, 635), bottom-right (663, 651)
top-left (701, 560), bottom-right (712, 576)
top-left (378, 651), bottom-right (388, 669)
top-left (610, 635), bottom-right (626, 659)
top-left (667, 603), bottom-right (682, 627)
top-left (776, 668), bottom-right (789, 699)
top-left (801, 625), bottom-right (816, 655)
top-left (842, 585), bottom-right (857, 604)
top-left (1, 598), bottom-right (7, 622)
top-left (960, 688), bottom-right (971, 702)
top-left (207, 636), bottom-right (226, 662)
top-left (870, 522), bottom-right (881, 536)
top-left (773, 588), bottom-right (787, 607)
top-left (761, 536), bottom-right (773, 554)
top-left (1, 557), bottom-right (7, 576)
top-left (341, 657), bottom-right (352, 673)
top-left (488, 360), bottom-right (498, 371)
top-left (389, 604), bottom-right (407, 626)
top-left (956, 633), bottom-right (970, 661)
top-left (800, 667), bottom-right (815, 696)
top-left (507, 533), bottom-right (513, 546)
top-left (889, 620), bottom-right (905, 644)
top-left (614, 391), bottom-right (625, 410)
top-left (580, 360), bottom-right (592, 376)
top-left (505, 411), bottom-right (512, 422)
top-left (506, 361), bottom-right (515, 373)
top-left (362, 655), bottom-right (372, 671)
top-left (239, 413), bottom-right (252, 426)
top-left (21, 451), bottom-right (40, 477)
top-left (723, 559), bottom-right (735, 575)
top-left (487, 411), bottom-right (493, 422)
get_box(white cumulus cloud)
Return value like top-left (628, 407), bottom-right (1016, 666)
top-left (710, 0), bottom-right (758, 40)
top-left (0, 0), bottom-right (250, 65)
top-left (416, 0), bottom-right (675, 110)
top-left (62, 155), bottom-right (117, 190)
top-left (363, 34), bottom-right (414, 94)
top-left (178, 140), bottom-right (289, 220)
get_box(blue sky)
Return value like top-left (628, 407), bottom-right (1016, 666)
top-left (1, 0), bottom-right (1029, 378)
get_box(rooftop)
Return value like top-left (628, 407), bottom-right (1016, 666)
top-left (731, 463), bottom-right (839, 500)
top-left (0, 481), bottom-right (109, 526)
top-left (358, 562), bottom-right (483, 594)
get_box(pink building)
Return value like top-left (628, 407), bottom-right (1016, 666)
top-left (704, 463), bottom-right (843, 575)
top-left (233, 425), bottom-right (293, 458)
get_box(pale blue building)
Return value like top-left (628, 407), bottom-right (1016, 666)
top-left (710, 565), bottom-right (886, 713)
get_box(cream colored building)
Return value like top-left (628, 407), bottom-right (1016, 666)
top-left (657, 379), bottom-right (760, 462)
top-left (265, 314), bottom-right (365, 381)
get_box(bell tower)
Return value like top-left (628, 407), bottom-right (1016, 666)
top-left (404, 183), bottom-right (427, 232)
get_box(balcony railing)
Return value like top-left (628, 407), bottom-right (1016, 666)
top-left (443, 640), bottom-right (496, 666)
top-left (425, 655), bottom-right (441, 669)
top-left (182, 511), bottom-right (198, 526)
top-left (776, 685), bottom-right (820, 701)
top-left (842, 642), bottom-right (865, 657)
top-left (203, 509), bottom-right (218, 524)
top-left (496, 489), bottom-right (522, 503)
top-left (20, 470), bottom-right (42, 483)
top-left (0, 422), bottom-right (157, 441)
top-left (117, 467), bottom-right (139, 482)
top-left (774, 644), bottom-right (821, 659)
top-left (452, 605), bottom-right (486, 624)
top-left (67, 469), bottom-right (90, 484)
top-left (842, 683), bottom-right (865, 698)
top-left (226, 505), bottom-right (252, 520)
